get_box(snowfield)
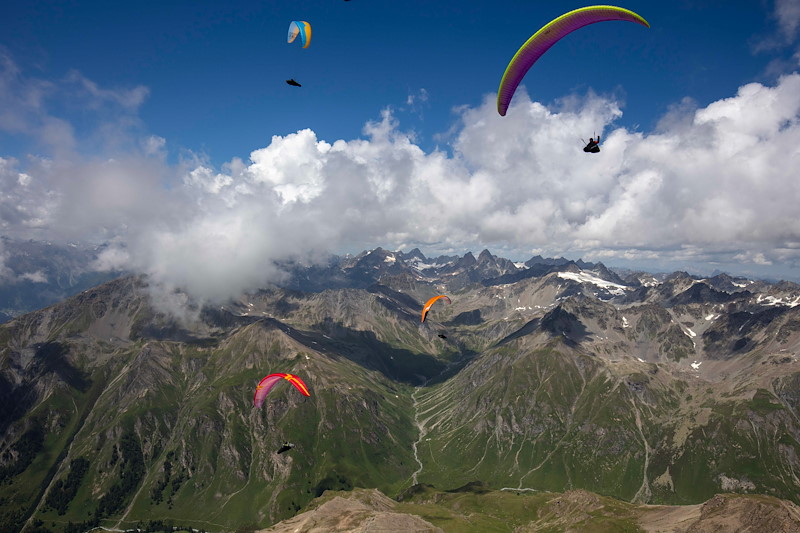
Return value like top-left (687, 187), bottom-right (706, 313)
top-left (557, 271), bottom-right (629, 295)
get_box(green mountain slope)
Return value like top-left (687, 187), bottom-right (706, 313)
top-left (2, 263), bottom-right (800, 532)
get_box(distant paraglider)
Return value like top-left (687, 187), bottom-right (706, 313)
top-left (497, 5), bottom-right (649, 116)
top-left (287, 21), bottom-right (312, 49)
top-left (583, 135), bottom-right (600, 153)
top-left (277, 442), bottom-right (296, 454)
top-left (253, 373), bottom-right (311, 408)
top-left (286, 21), bottom-right (311, 88)
top-left (421, 295), bottom-right (451, 323)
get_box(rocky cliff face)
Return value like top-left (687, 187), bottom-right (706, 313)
top-left (2, 250), bottom-right (800, 532)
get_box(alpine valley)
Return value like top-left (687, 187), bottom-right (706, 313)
top-left (3, 247), bottom-right (800, 532)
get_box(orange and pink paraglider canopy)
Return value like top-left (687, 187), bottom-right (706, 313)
top-left (253, 373), bottom-right (311, 408)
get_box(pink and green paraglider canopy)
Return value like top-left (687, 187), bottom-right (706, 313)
top-left (497, 5), bottom-right (649, 116)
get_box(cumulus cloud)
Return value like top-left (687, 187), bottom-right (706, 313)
top-left (100, 73), bottom-right (800, 296)
top-left (4, 46), bottom-right (800, 304)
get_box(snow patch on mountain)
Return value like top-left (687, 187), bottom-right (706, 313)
top-left (557, 271), bottom-right (629, 294)
top-left (410, 261), bottom-right (437, 271)
top-left (756, 294), bottom-right (800, 307)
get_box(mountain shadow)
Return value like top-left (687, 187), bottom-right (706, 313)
top-left (497, 318), bottom-right (542, 346)
top-left (0, 373), bottom-right (38, 436)
top-left (540, 306), bottom-right (590, 344)
top-left (299, 321), bottom-right (446, 385)
top-left (702, 306), bottom-right (788, 359)
top-left (32, 342), bottom-right (91, 392)
top-left (482, 263), bottom-right (556, 286)
top-left (367, 284), bottom-right (423, 319)
top-left (668, 282), bottom-right (743, 306)
top-left (447, 309), bottom-right (483, 326)
top-left (495, 306), bottom-right (590, 347)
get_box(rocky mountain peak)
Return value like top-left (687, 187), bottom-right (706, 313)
top-left (455, 251), bottom-right (477, 268)
top-left (477, 249), bottom-right (495, 264)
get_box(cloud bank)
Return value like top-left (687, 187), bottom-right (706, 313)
top-left (3, 50), bottom-right (800, 303)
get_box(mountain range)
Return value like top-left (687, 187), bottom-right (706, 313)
top-left (2, 246), bottom-right (800, 532)
top-left (0, 237), bottom-right (120, 323)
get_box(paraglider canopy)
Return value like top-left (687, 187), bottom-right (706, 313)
top-left (253, 373), bottom-right (311, 408)
top-left (497, 5), bottom-right (649, 116)
top-left (421, 295), bottom-right (451, 323)
top-left (288, 21), bottom-right (312, 49)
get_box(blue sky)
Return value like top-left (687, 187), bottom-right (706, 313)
top-left (2, 1), bottom-right (800, 301)
top-left (3, 1), bottom-right (793, 163)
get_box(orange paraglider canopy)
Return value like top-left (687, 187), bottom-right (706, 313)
top-left (421, 295), bottom-right (451, 322)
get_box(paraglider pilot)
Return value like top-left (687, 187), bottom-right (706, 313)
top-left (277, 442), bottom-right (295, 454)
top-left (583, 136), bottom-right (600, 153)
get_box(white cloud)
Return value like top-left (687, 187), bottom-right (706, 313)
top-left (65, 69), bottom-right (149, 110)
top-left (139, 74), bottom-right (800, 297)
top-left (0, 240), bottom-right (13, 282)
top-left (19, 270), bottom-right (47, 283)
top-left (0, 239), bottom-right (47, 285)
top-left (404, 88), bottom-right (430, 119)
top-left (0, 50), bottom-right (148, 157)
top-left (734, 251), bottom-right (773, 266)
top-left (4, 47), bottom-right (800, 305)
top-left (247, 129), bottom-right (331, 204)
top-left (0, 156), bottom-right (54, 234)
top-left (756, 0), bottom-right (800, 55)
top-left (142, 135), bottom-right (166, 157)
top-left (90, 244), bottom-right (131, 272)
top-left (775, 0), bottom-right (800, 43)
top-left (406, 88), bottom-right (429, 107)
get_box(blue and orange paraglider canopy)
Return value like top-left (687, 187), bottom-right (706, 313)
top-left (287, 21), bottom-right (312, 49)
